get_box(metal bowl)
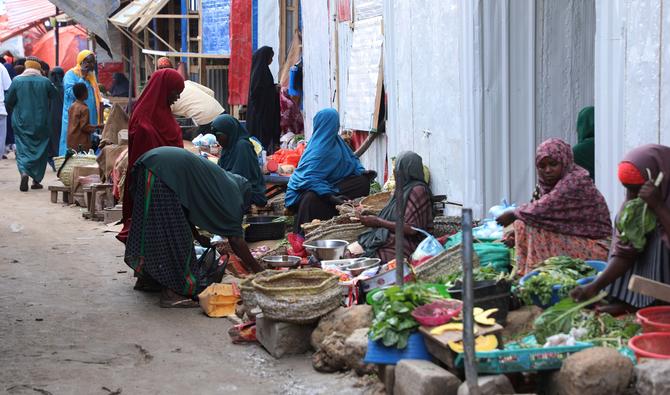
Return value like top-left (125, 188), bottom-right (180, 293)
top-left (321, 258), bottom-right (366, 271)
top-left (262, 255), bottom-right (302, 269)
top-left (346, 258), bottom-right (382, 277)
top-left (302, 239), bottom-right (349, 261)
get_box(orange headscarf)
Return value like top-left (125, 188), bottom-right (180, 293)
top-left (71, 50), bottom-right (102, 121)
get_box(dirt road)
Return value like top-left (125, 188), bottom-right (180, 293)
top-left (0, 156), bottom-right (362, 395)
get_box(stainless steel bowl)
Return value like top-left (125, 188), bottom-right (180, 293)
top-left (321, 258), bottom-right (366, 271)
top-left (346, 258), bottom-right (382, 276)
top-left (302, 239), bottom-right (349, 261)
top-left (262, 255), bottom-right (302, 269)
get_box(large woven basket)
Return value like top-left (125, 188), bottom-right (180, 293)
top-left (54, 155), bottom-right (98, 187)
top-left (412, 245), bottom-right (480, 282)
top-left (240, 270), bottom-right (277, 308)
top-left (304, 223), bottom-right (367, 244)
top-left (252, 269), bottom-right (341, 323)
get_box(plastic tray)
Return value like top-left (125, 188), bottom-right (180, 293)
top-left (364, 332), bottom-right (431, 365)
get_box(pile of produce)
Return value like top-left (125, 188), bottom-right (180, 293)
top-left (369, 284), bottom-right (443, 349)
top-left (517, 257), bottom-right (596, 305)
top-left (438, 265), bottom-right (512, 288)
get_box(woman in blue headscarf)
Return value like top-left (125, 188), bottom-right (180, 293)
top-left (286, 108), bottom-right (374, 233)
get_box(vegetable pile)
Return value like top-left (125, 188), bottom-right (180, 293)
top-left (533, 293), bottom-right (606, 344)
top-left (438, 265), bottom-right (512, 288)
top-left (369, 284), bottom-right (443, 349)
top-left (517, 257), bottom-right (596, 305)
top-left (616, 198), bottom-right (656, 251)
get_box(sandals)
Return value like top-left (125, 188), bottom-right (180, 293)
top-left (19, 175), bottom-right (28, 192)
top-left (31, 182), bottom-right (43, 190)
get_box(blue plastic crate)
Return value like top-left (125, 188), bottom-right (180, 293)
top-left (364, 332), bottom-right (431, 365)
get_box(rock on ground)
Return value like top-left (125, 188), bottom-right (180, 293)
top-left (501, 305), bottom-right (543, 341)
top-left (344, 328), bottom-right (376, 375)
top-left (635, 359), bottom-right (670, 395)
top-left (255, 314), bottom-right (315, 359)
top-left (311, 305), bottom-right (372, 350)
top-left (312, 332), bottom-right (349, 373)
top-left (457, 375), bottom-right (515, 395)
top-left (548, 347), bottom-right (633, 395)
top-left (394, 359), bottom-right (461, 395)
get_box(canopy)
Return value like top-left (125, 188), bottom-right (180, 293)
top-left (29, 25), bottom-right (87, 70)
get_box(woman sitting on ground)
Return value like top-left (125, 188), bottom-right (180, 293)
top-left (496, 138), bottom-right (611, 275)
top-left (572, 144), bottom-right (670, 312)
top-left (285, 108), bottom-right (374, 233)
top-left (213, 114), bottom-right (267, 207)
top-left (124, 146), bottom-right (263, 308)
top-left (357, 151), bottom-right (434, 262)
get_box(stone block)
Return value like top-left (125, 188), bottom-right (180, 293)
top-left (255, 314), bottom-right (314, 359)
top-left (635, 359), bottom-right (670, 395)
top-left (377, 365), bottom-right (395, 395)
top-left (344, 328), bottom-right (376, 375)
top-left (547, 347), bottom-right (633, 395)
top-left (394, 359), bottom-right (461, 395)
top-left (457, 375), bottom-right (515, 395)
top-left (311, 305), bottom-right (372, 350)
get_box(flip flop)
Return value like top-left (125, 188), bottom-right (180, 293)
top-left (159, 298), bottom-right (200, 308)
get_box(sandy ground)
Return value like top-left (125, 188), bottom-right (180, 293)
top-left (0, 155), bottom-right (364, 395)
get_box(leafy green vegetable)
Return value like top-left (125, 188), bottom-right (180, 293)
top-left (369, 283), bottom-right (443, 349)
top-left (516, 257), bottom-right (596, 305)
top-left (370, 181), bottom-right (382, 195)
top-left (616, 198), bottom-right (657, 251)
top-left (437, 265), bottom-right (512, 288)
top-left (574, 310), bottom-right (641, 348)
top-left (533, 293), bottom-right (606, 344)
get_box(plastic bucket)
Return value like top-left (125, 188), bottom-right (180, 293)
top-left (629, 332), bottom-right (670, 360)
top-left (637, 306), bottom-right (670, 333)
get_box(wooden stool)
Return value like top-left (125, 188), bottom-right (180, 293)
top-left (83, 183), bottom-right (114, 221)
top-left (48, 184), bottom-right (73, 204)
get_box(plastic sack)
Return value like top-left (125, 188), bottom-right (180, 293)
top-left (198, 283), bottom-right (240, 318)
top-left (488, 199), bottom-right (516, 219)
top-left (287, 232), bottom-right (307, 258)
top-left (192, 133), bottom-right (218, 147)
top-left (411, 228), bottom-right (445, 267)
top-left (473, 219), bottom-right (504, 241)
top-left (474, 242), bottom-right (510, 272)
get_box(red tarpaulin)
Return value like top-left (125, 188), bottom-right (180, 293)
top-left (228, 0), bottom-right (252, 106)
top-left (28, 25), bottom-right (87, 70)
top-left (97, 62), bottom-right (124, 92)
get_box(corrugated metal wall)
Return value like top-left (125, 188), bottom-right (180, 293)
top-left (5, 0), bottom-right (55, 29)
top-left (207, 66), bottom-right (230, 113)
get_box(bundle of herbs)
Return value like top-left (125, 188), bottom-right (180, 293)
top-left (437, 265), bottom-right (512, 288)
top-left (617, 171), bottom-right (664, 251)
top-left (516, 256), bottom-right (596, 305)
top-left (369, 283), bottom-right (444, 349)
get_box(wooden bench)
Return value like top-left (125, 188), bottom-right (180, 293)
top-left (83, 183), bottom-right (114, 221)
top-left (48, 184), bottom-right (73, 204)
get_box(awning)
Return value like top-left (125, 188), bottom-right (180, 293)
top-left (5, 0), bottom-right (55, 29)
top-left (109, 0), bottom-right (169, 33)
top-left (46, 0), bottom-right (121, 57)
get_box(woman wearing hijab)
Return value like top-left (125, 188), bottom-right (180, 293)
top-left (109, 73), bottom-right (130, 97)
top-left (246, 46), bottom-right (280, 151)
top-left (358, 151), bottom-right (434, 262)
top-left (497, 138), bottom-right (612, 275)
top-left (572, 144), bottom-right (670, 311)
top-left (5, 60), bottom-right (56, 191)
top-left (117, 68), bottom-right (185, 249)
top-left (286, 108), bottom-right (372, 232)
top-left (573, 106), bottom-right (595, 179)
top-left (213, 114), bottom-right (267, 207)
top-left (59, 50), bottom-right (102, 155)
top-left (47, 67), bottom-right (65, 169)
top-left (125, 146), bottom-right (263, 307)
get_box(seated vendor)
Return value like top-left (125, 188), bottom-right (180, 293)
top-left (496, 138), bottom-right (611, 275)
top-left (285, 108), bottom-right (373, 233)
top-left (124, 146), bottom-right (263, 308)
top-left (572, 144), bottom-right (670, 312)
top-left (213, 114), bottom-right (267, 207)
top-left (357, 151), bottom-right (434, 262)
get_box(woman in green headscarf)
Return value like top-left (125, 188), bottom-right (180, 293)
top-left (357, 151), bottom-right (434, 262)
top-left (573, 106), bottom-right (595, 179)
top-left (213, 114), bottom-right (267, 207)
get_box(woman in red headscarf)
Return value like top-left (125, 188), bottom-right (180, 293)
top-left (117, 68), bottom-right (185, 248)
top-left (572, 144), bottom-right (670, 312)
top-left (496, 138), bottom-right (612, 275)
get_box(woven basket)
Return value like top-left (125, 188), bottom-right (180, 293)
top-left (412, 245), bottom-right (480, 282)
top-left (252, 269), bottom-right (341, 323)
top-left (54, 155), bottom-right (98, 187)
top-left (433, 216), bottom-right (482, 238)
top-left (360, 191), bottom-right (392, 212)
top-left (240, 270), bottom-right (277, 308)
top-left (304, 223), bottom-right (367, 244)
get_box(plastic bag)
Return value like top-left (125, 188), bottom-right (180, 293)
top-left (287, 233), bottom-right (307, 258)
top-left (411, 228), bottom-right (445, 267)
top-left (488, 199), bottom-right (516, 219)
top-left (473, 242), bottom-right (510, 272)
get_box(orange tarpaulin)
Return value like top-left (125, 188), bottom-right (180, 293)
top-left (29, 25), bottom-right (87, 70)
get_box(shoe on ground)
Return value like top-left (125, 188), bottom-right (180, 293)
top-left (19, 175), bottom-right (29, 192)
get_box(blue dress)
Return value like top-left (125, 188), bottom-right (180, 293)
top-left (59, 70), bottom-right (98, 155)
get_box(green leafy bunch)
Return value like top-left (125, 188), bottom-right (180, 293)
top-left (616, 198), bottom-right (657, 251)
top-left (516, 257), bottom-right (596, 306)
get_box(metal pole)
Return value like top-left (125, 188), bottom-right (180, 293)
top-left (462, 208), bottom-right (480, 395)
top-left (54, 8), bottom-right (60, 66)
top-left (394, 170), bottom-right (405, 287)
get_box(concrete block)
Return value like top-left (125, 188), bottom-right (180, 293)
top-left (394, 359), bottom-right (461, 395)
top-left (255, 314), bottom-right (314, 359)
top-left (377, 365), bottom-right (395, 395)
top-left (547, 347), bottom-right (633, 395)
top-left (457, 375), bottom-right (515, 395)
top-left (635, 359), bottom-right (670, 395)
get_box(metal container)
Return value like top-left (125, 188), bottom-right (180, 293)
top-left (244, 216), bottom-right (286, 242)
top-left (303, 239), bottom-right (349, 261)
top-left (346, 258), bottom-right (382, 276)
top-left (262, 255), bottom-right (302, 269)
top-left (321, 258), bottom-right (366, 271)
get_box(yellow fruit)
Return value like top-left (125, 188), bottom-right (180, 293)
top-left (429, 323), bottom-right (481, 336)
top-left (474, 308), bottom-right (498, 326)
top-left (448, 335), bottom-right (499, 353)
top-left (452, 307), bottom-right (484, 322)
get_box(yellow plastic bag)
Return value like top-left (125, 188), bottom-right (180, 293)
top-left (198, 283), bottom-right (240, 318)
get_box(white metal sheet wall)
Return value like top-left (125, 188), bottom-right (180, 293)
top-left (258, 0), bottom-right (280, 81)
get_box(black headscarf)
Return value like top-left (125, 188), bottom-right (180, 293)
top-left (110, 73), bottom-right (130, 97)
top-left (246, 46), bottom-right (280, 151)
top-left (358, 151), bottom-right (431, 257)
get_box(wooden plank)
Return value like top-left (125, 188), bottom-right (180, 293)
top-left (628, 275), bottom-right (670, 303)
top-left (109, 0), bottom-right (154, 28)
top-left (141, 48), bottom-right (230, 59)
top-left (132, 0), bottom-right (170, 33)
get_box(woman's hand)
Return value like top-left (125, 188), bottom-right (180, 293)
top-left (496, 211), bottom-right (517, 227)
top-left (570, 283), bottom-right (600, 302)
top-left (502, 231), bottom-right (515, 248)
top-left (359, 215), bottom-right (381, 228)
top-left (639, 180), bottom-right (663, 210)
